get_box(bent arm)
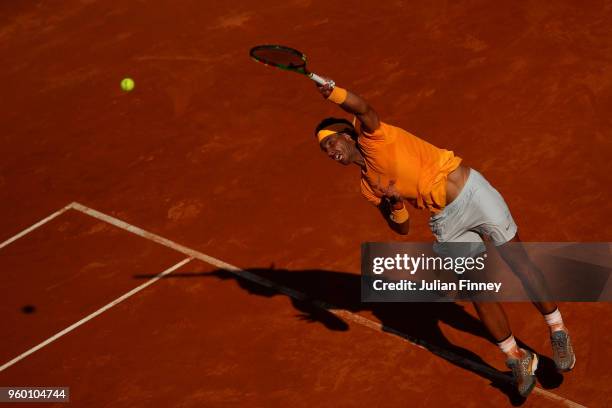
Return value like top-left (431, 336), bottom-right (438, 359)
top-left (378, 199), bottom-right (410, 236)
top-left (340, 90), bottom-right (380, 133)
top-left (317, 82), bottom-right (380, 133)
top-left (364, 179), bottom-right (409, 235)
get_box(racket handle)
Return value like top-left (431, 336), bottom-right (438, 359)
top-left (309, 72), bottom-right (335, 88)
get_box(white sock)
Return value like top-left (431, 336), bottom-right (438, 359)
top-left (497, 335), bottom-right (521, 358)
top-left (544, 308), bottom-right (566, 332)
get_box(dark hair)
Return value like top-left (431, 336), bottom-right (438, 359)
top-left (314, 117), bottom-right (358, 142)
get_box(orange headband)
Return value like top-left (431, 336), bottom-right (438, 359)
top-left (317, 123), bottom-right (352, 143)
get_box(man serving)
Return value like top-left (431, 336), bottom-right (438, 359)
top-left (312, 79), bottom-right (575, 397)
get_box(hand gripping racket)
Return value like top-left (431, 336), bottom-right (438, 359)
top-left (249, 45), bottom-right (334, 87)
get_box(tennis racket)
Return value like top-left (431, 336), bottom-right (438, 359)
top-left (249, 45), bottom-right (333, 87)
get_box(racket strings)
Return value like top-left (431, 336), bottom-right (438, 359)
top-left (251, 46), bottom-right (305, 68)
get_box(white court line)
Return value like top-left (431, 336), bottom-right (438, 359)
top-left (68, 202), bottom-right (585, 408)
top-left (0, 203), bottom-right (73, 250)
top-left (0, 257), bottom-right (193, 373)
top-left (70, 202), bottom-right (240, 272)
top-left (0, 202), bottom-right (585, 406)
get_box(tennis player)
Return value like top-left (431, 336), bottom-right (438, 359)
top-left (313, 80), bottom-right (576, 397)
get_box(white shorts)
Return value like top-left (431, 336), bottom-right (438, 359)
top-left (429, 169), bottom-right (517, 246)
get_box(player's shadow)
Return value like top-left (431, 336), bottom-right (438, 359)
top-left (135, 267), bottom-right (563, 405)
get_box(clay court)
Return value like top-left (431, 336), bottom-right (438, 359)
top-left (1, 0), bottom-right (611, 406)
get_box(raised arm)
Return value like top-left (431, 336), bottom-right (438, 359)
top-left (316, 81), bottom-right (380, 133)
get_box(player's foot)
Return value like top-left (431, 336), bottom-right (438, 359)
top-left (551, 330), bottom-right (576, 372)
top-left (506, 349), bottom-right (538, 397)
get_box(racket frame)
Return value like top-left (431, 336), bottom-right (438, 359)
top-left (249, 45), bottom-right (333, 87)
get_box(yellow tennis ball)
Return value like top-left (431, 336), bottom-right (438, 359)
top-left (120, 78), bottom-right (135, 92)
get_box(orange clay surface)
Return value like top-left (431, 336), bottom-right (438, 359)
top-left (0, 0), bottom-right (611, 407)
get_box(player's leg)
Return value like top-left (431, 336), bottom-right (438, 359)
top-left (494, 236), bottom-right (557, 312)
top-left (467, 169), bottom-right (576, 373)
top-left (496, 236), bottom-right (576, 372)
top-left (430, 189), bottom-right (538, 396)
top-left (472, 300), bottom-right (538, 396)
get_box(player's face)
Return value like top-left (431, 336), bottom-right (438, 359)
top-left (320, 133), bottom-right (354, 165)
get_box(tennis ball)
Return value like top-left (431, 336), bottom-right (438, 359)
top-left (120, 78), bottom-right (135, 92)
